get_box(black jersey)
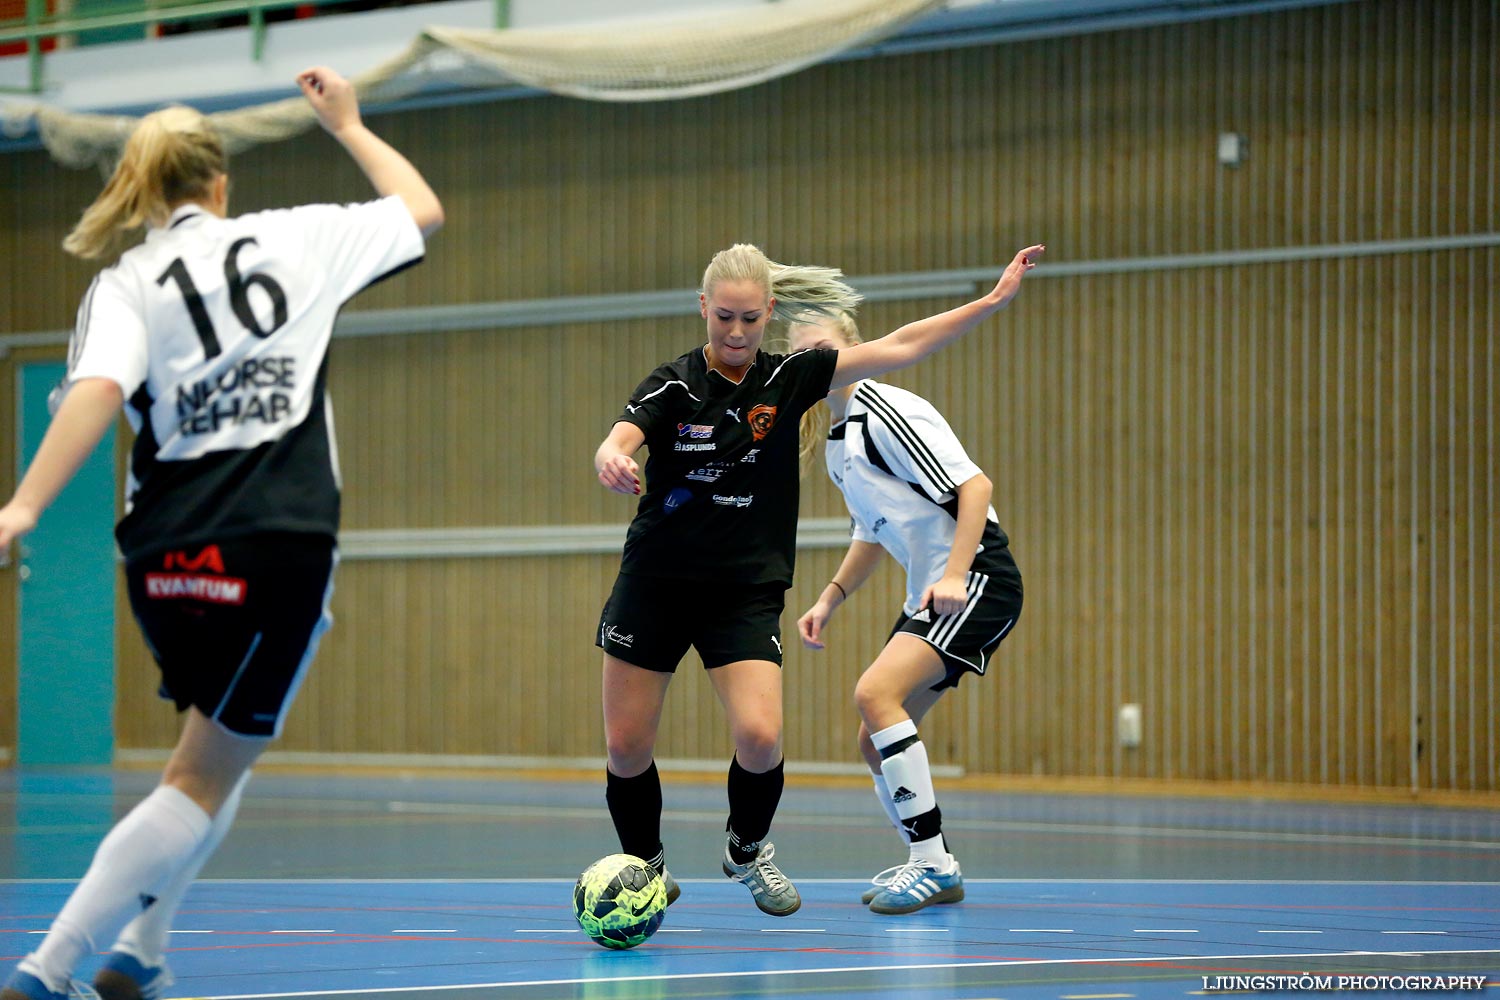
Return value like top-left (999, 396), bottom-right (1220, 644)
top-left (616, 345), bottom-right (839, 585)
top-left (62, 197), bottom-right (424, 561)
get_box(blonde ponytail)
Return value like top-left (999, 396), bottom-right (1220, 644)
top-left (63, 105), bottom-right (226, 260)
top-left (701, 243), bottom-right (864, 323)
top-left (795, 311), bottom-right (863, 476)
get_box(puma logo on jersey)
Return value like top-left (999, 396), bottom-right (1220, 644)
top-left (892, 786), bottom-right (917, 804)
top-left (770, 636), bottom-right (782, 654)
top-left (725, 407), bottom-right (741, 422)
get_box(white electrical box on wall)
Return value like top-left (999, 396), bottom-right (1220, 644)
top-left (1217, 131), bottom-right (1248, 166)
top-left (1118, 703), bottom-right (1142, 749)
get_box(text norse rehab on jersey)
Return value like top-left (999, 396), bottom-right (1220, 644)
top-left (175, 355), bottom-right (298, 435)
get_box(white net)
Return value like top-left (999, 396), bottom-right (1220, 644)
top-left (3, 0), bottom-right (945, 170)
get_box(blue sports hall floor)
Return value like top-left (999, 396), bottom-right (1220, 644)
top-left (2, 768), bottom-right (1496, 999)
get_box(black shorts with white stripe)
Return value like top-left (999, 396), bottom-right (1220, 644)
top-left (125, 532), bottom-right (337, 738)
top-left (887, 550), bottom-right (1023, 691)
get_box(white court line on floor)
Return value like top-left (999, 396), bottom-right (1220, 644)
top-left (170, 930), bottom-right (215, 934)
top-left (189, 948), bottom-right (1500, 999)
top-left (1382, 930), bottom-right (1448, 935)
top-left (374, 802), bottom-right (1500, 853)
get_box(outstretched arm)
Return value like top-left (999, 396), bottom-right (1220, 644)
top-left (796, 539), bottom-right (885, 649)
top-left (0, 377), bottom-right (123, 562)
top-left (830, 244), bottom-right (1043, 391)
top-left (595, 421), bottom-right (646, 495)
top-left (297, 66), bottom-right (445, 237)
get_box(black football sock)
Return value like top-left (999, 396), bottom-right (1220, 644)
top-left (606, 761), bottom-right (664, 868)
top-left (726, 756), bottom-right (784, 865)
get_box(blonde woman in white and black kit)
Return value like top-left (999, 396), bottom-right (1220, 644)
top-left (594, 241), bottom-right (1042, 917)
top-left (790, 308), bottom-right (1027, 915)
top-left (0, 68), bottom-right (441, 1000)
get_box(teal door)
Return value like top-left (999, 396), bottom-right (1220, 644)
top-left (16, 362), bottom-right (117, 765)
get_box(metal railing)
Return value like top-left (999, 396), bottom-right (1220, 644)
top-left (0, 0), bottom-right (510, 94)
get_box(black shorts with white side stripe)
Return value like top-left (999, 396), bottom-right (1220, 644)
top-left (125, 532), bottom-right (337, 738)
top-left (888, 550), bottom-right (1023, 691)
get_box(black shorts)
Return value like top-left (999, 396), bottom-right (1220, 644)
top-left (890, 564), bottom-right (1023, 691)
top-left (125, 533), bottom-right (337, 738)
top-left (597, 573), bottom-right (786, 672)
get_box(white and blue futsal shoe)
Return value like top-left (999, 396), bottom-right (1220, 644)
top-left (91, 952), bottom-right (171, 1000)
top-left (867, 859), bottom-right (965, 914)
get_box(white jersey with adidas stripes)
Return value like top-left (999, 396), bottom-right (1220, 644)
top-left (826, 380), bottom-right (1011, 617)
top-left (62, 196), bottom-right (424, 559)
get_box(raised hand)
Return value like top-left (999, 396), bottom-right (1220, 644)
top-left (988, 243), bottom-right (1046, 307)
top-left (297, 66), bottom-right (361, 135)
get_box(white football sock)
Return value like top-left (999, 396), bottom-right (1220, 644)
top-left (871, 720), bottom-right (954, 872)
top-left (870, 772), bottom-right (912, 846)
top-left (19, 784), bottom-right (211, 991)
top-left (112, 773), bottom-right (249, 968)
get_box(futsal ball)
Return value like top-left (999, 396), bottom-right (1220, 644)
top-left (572, 853), bottom-right (667, 950)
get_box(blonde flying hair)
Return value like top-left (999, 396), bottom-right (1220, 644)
top-left (795, 310), bottom-right (863, 476)
top-left (63, 105), bottom-right (227, 260)
top-left (700, 243), bottom-right (864, 322)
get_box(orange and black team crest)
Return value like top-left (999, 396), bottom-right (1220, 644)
top-left (747, 403), bottom-right (777, 442)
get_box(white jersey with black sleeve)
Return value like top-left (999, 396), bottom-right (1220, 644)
top-left (826, 380), bottom-right (1013, 617)
top-left (62, 196), bottom-right (424, 560)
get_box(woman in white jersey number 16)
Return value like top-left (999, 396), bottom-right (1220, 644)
top-left (0, 67), bottom-right (441, 1000)
top-left (791, 306), bottom-right (1028, 916)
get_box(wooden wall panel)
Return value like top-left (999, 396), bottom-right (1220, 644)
top-left (10, 0), bottom-right (1500, 791)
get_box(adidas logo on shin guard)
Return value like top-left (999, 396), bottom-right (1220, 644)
top-left (891, 786), bottom-right (917, 803)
